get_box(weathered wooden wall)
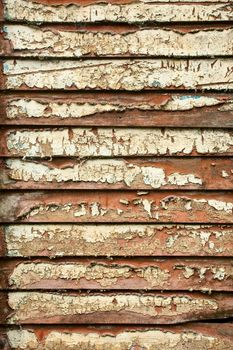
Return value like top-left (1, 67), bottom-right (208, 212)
top-left (0, 0), bottom-right (233, 349)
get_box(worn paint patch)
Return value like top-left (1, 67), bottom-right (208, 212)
top-left (7, 328), bottom-right (233, 350)
top-left (6, 95), bottom-right (229, 120)
top-left (4, 224), bottom-right (233, 257)
top-left (3, 25), bottom-right (233, 57)
top-left (7, 292), bottom-right (220, 324)
top-left (5, 159), bottom-right (203, 188)
top-left (2, 59), bottom-right (233, 90)
top-left (3, 0), bottom-right (233, 23)
top-left (4, 128), bottom-right (233, 157)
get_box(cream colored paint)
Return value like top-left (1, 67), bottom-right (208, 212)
top-left (5, 224), bottom-right (233, 257)
top-left (5, 159), bottom-right (203, 188)
top-left (9, 262), bottom-right (171, 288)
top-left (3, 59), bottom-right (233, 90)
top-left (4, 0), bottom-right (233, 23)
top-left (7, 292), bottom-right (218, 323)
top-left (4, 25), bottom-right (233, 57)
top-left (7, 328), bottom-right (232, 350)
top-left (6, 96), bottom-right (228, 120)
top-left (6, 128), bottom-right (233, 157)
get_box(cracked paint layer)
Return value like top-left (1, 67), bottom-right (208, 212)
top-left (3, 128), bottom-right (233, 157)
top-left (6, 259), bottom-right (233, 290)
top-left (3, 25), bottom-right (233, 57)
top-left (2, 59), bottom-right (233, 90)
top-left (3, 0), bottom-right (233, 23)
top-left (3, 158), bottom-right (204, 189)
top-left (7, 291), bottom-right (228, 324)
top-left (3, 224), bottom-right (233, 257)
top-left (7, 327), bottom-right (233, 350)
top-left (6, 95), bottom-right (232, 120)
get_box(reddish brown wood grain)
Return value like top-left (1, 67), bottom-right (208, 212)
top-left (0, 93), bottom-right (233, 127)
top-left (0, 258), bottom-right (232, 291)
top-left (1, 291), bottom-right (232, 324)
top-left (0, 157), bottom-right (232, 190)
top-left (0, 191), bottom-right (233, 223)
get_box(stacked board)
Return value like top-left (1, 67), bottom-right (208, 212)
top-left (0, 0), bottom-right (233, 349)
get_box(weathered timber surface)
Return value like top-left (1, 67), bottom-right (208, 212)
top-left (1, 324), bottom-right (233, 350)
top-left (1, 158), bottom-right (233, 190)
top-left (1, 24), bottom-right (233, 58)
top-left (0, 191), bottom-right (233, 223)
top-left (1, 224), bottom-right (232, 257)
top-left (0, 258), bottom-right (232, 291)
top-left (0, 93), bottom-right (233, 128)
top-left (1, 0), bottom-right (233, 23)
top-left (2, 128), bottom-right (233, 158)
top-left (1, 291), bottom-right (232, 324)
top-left (1, 59), bottom-right (233, 91)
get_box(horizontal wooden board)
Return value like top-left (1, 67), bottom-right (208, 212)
top-left (0, 93), bottom-right (233, 127)
top-left (1, 0), bottom-right (233, 23)
top-left (1, 291), bottom-right (232, 324)
top-left (1, 158), bottom-right (233, 190)
top-left (0, 258), bottom-right (232, 291)
top-left (1, 24), bottom-right (233, 58)
top-left (0, 191), bottom-right (233, 223)
top-left (1, 324), bottom-right (233, 350)
top-left (2, 128), bottom-right (233, 158)
top-left (1, 224), bottom-right (232, 257)
top-left (1, 59), bottom-right (233, 91)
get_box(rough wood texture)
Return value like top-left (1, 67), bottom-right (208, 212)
top-left (2, 128), bottom-right (233, 158)
top-left (0, 93), bottom-right (233, 128)
top-left (1, 224), bottom-right (232, 258)
top-left (1, 158), bottom-right (233, 190)
top-left (1, 191), bottom-right (233, 223)
top-left (1, 24), bottom-right (233, 58)
top-left (1, 0), bottom-right (233, 23)
top-left (0, 258), bottom-right (232, 291)
top-left (1, 291), bottom-right (232, 324)
top-left (1, 59), bottom-right (233, 91)
top-left (1, 324), bottom-right (233, 350)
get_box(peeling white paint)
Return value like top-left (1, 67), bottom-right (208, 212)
top-left (6, 128), bottom-right (233, 157)
top-left (4, 224), bottom-right (233, 257)
top-left (3, 59), bottom-right (233, 90)
top-left (5, 159), bottom-right (204, 188)
top-left (4, 25), bottom-right (233, 57)
top-left (8, 327), bottom-right (232, 350)
top-left (7, 292), bottom-right (218, 323)
top-left (6, 96), bottom-right (229, 120)
top-left (4, 0), bottom-right (233, 23)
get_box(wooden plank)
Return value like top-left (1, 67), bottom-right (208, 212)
top-left (1, 158), bottom-right (233, 190)
top-left (1, 59), bottom-right (233, 91)
top-left (0, 191), bottom-right (233, 223)
top-left (1, 224), bottom-right (232, 258)
top-left (0, 93), bottom-right (233, 128)
top-left (1, 324), bottom-right (233, 350)
top-left (1, 291), bottom-right (232, 324)
top-left (1, 0), bottom-right (233, 23)
top-left (0, 258), bottom-right (232, 291)
top-left (1, 24), bottom-right (233, 58)
top-left (2, 128), bottom-right (233, 158)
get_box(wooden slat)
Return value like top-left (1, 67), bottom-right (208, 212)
top-left (1, 324), bottom-right (233, 350)
top-left (1, 59), bottom-right (233, 91)
top-left (0, 191), bottom-right (233, 223)
top-left (1, 128), bottom-right (233, 158)
top-left (1, 24), bottom-right (233, 58)
top-left (1, 224), bottom-right (232, 258)
top-left (1, 291), bottom-right (232, 324)
top-left (0, 93), bottom-right (233, 128)
top-left (1, 158), bottom-right (233, 190)
top-left (0, 258), bottom-right (232, 291)
top-left (1, 0), bottom-right (233, 23)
